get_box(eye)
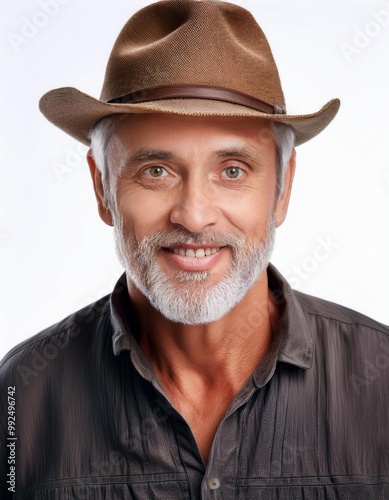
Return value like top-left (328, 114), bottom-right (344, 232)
top-left (144, 166), bottom-right (169, 177)
top-left (222, 166), bottom-right (245, 179)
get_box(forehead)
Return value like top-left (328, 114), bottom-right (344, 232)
top-left (107, 113), bottom-right (276, 167)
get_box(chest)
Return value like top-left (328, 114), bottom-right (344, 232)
top-left (14, 364), bottom-right (389, 499)
top-left (170, 394), bottom-right (230, 464)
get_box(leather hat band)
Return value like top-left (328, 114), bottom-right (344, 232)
top-left (108, 85), bottom-right (286, 115)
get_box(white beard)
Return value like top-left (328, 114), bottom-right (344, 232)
top-left (113, 217), bottom-right (275, 325)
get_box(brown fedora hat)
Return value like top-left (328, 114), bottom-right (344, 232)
top-left (39, 0), bottom-right (340, 147)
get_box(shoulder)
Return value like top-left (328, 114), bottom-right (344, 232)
top-left (294, 289), bottom-right (389, 337)
top-left (0, 294), bottom-right (112, 380)
top-left (293, 290), bottom-right (389, 394)
top-left (269, 263), bottom-right (388, 341)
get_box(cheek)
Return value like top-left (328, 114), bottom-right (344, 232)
top-left (220, 183), bottom-right (277, 237)
top-left (115, 184), bottom-right (174, 239)
top-left (114, 172), bottom-right (277, 240)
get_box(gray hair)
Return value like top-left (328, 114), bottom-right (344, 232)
top-left (89, 114), bottom-right (295, 201)
top-left (272, 121), bottom-right (295, 195)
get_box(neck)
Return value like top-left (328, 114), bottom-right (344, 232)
top-left (128, 271), bottom-right (280, 394)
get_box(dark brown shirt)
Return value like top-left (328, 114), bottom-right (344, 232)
top-left (1, 265), bottom-right (388, 499)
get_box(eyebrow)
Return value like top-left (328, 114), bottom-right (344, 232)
top-left (127, 148), bottom-right (180, 165)
top-left (124, 145), bottom-right (264, 168)
top-left (213, 147), bottom-right (264, 164)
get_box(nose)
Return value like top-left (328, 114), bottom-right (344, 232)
top-left (169, 177), bottom-right (219, 233)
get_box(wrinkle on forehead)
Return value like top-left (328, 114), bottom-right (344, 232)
top-left (106, 113), bottom-right (276, 176)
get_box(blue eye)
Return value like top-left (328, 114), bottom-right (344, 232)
top-left (223, 167), bottom-right (244, 179)
top-left (144, 166), bottom-right (168, 177)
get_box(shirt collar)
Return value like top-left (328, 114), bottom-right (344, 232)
top-left (110, 264), bottom-right (314, 383)
top-left (110, 275), bottom-right (158, 384)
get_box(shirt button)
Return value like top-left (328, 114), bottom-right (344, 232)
top-left (208, 477), bottom-right (221, 490)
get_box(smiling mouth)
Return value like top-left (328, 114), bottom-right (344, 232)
top-left (165, 247), bottom-right (223, 258)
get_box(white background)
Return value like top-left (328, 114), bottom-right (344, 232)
top-left (1, 0), bottom-right (388, 359)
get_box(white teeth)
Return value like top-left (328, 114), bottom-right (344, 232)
top-left (172, 247), bottom-right (220, 257)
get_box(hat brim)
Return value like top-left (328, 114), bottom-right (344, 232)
top-left (39, 87), bottom-right (340, 147)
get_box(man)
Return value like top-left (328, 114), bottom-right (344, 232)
top-left (1, 1), bottom-right (388, 498)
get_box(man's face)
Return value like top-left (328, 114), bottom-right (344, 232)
top-left (96, 114), bottom-right (293, 324)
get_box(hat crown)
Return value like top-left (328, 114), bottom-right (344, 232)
top-left (100, 0), bottom-right (285, 110)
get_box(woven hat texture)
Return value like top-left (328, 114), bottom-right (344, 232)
top-left (39, 0), bottom-right (340, 146)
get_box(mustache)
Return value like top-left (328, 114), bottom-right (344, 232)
top-left (136, 228), bottom-right (246, 253)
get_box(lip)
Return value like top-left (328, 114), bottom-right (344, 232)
top-left (160, 246), bottom-right (229, 272)
top-left (167, 244), bottom-right (223, 250)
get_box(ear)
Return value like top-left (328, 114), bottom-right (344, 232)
top-left (87, 150), bottom-right (114, 226)
top-left (274, 149), bottom-right (296, 228)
